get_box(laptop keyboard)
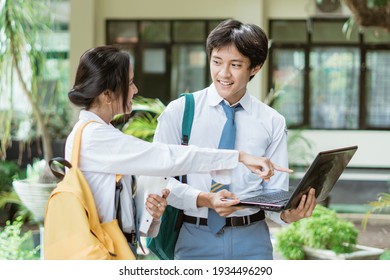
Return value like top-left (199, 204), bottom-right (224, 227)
top-left (241, 191), bottom-right (290, 204)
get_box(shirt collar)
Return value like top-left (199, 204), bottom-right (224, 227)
top-left (79, 110), bottom-right (110, 126)
top-left (207, 83), bottom-right (252, 113)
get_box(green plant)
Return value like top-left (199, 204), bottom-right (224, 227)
top-left (116, 96), bottom-right (166, 142)
top-left (25, 158), bottom-right (47, 182)
top-left (379, 250), bottom-right (390, 260)
top-left (122, 112), bottom-right (160, 142)
top-left (0, 190), bottom-right (32, 222)
top-left (0, 216), bottom-right (40, 260)
top-left (275, 205), bottom-right (359, 260)
top-left (0, 160), bottom-right (31, 224)
top-left (362, 182), bottom-right (390, 229)
top-left (0, 160), bottom-right (50, 225)
top-left (0, 160), bottom-right (24, 192)
top-left (0, 159), bottom-right (48, 224)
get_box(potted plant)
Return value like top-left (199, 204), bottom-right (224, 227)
top-left (12, 159), bottom-right (58, 224)
top-left (274, 205), bottom-right (384, 259)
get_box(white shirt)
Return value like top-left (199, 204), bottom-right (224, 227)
top-left (154, 84), bottom-right (290, 225)
top-left (65, 110), bottom-right (241, 236)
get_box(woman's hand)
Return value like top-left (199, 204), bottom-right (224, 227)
top-left (280, 188), bottom-right (317, 223)
top-left (238, 152), bottom-right (293, 181)
top-left (145, 188), bottom-right (170, 220)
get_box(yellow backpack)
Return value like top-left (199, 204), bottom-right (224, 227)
top-left (44, 121), bottom-right (136, 260)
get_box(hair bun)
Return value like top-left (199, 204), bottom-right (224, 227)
top-left (68, 89), bottom-right (87, 107)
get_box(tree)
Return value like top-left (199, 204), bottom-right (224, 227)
top-left (0, 0), bottom-right (56, 182)
top-left (343, 0), bottom-right (390, 32)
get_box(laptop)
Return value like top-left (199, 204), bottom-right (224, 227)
top-left (237, 145), bottom-right (358, 212)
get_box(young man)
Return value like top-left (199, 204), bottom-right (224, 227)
top-left (153, 19), bottom-right (316, 260)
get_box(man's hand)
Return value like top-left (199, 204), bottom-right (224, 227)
top-left (197, 189), bottom-right (241, 217)
top-left (280, 188), bottom-right (316, 223)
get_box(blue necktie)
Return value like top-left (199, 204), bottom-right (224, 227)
top-left (208, 101), bottom-right (242, 234)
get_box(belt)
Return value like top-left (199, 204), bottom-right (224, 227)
top-left (183, 210), bottom-right (265, 227)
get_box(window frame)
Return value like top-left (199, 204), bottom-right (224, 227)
top-left (106, 19), bottom-right (225, 103)
top-left (268, 18), bottom-right (390, 130)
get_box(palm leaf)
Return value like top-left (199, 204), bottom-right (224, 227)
top-left (0, 190), bottom-right (33, 222)
top-left (0, 191), bottom-right (22, 208)
top-left (132, 96), bottom-right (166, 115)
top-left (362, 192), bottom-right (390, 229)
top-left (120, 96), bottom-right (166, 142)
top-left (122, 112), bottom-right (159, 142)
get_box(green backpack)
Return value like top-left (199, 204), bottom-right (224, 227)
top-left (146, 93), bottom-right (194, 260)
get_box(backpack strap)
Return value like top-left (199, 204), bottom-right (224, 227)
top-left (174, 93), bottom-right (195, 231)
top-left (178, 93), bottom-right (195, 184)
top-left (49, 120), bottom-right (97, 179)
top-left (179, 93), bottom-right (195, 146)
top-left (71, 120), bottom-right (98, 168)
top-left (50, 121), bottom-right (123, 225)
top-left (49, 157), bottom-right (72, 180)
top-left (115, 175), bottom-right (124, 229)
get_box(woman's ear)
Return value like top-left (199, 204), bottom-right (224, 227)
top-left (103, 90), bottom-right (112, 104)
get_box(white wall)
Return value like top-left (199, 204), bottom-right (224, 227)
top-left (291, 130), bottom-right (390, 168)
top-left (265, 0), bottom-right (311, 19)
top-left (264, 0), bottom-right (351, 18)
top-left (69, 0), bottom-right (95, 86)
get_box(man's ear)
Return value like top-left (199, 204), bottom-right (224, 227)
top-left (250, 64), bottom-right (262, 76)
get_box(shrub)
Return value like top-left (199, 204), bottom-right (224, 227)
top-left (0, 216), bottom-right (40, 260)
top-left (0, 160), bottom-right (24, 192)
top-left (275, 205), bottom-right (358, 260)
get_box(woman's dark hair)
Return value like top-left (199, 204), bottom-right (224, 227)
top-left (68, 46), bottom-right (130, 112)
top-left (206, 19), bottom-right (268, 79)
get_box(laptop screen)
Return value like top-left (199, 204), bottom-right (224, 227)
top-left (286, 145), bottom-right (358, 210)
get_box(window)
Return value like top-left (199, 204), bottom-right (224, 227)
top-left (271, 49), bottom-right (305, 127)
top-left (106, 20), bottom-right (224, 104)
top-left (309, 47), bottom-right (360, 129)
top-left (269, 19), bottom-right (390, 130)
top-left (366, 50), bottom-right (390, 127)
